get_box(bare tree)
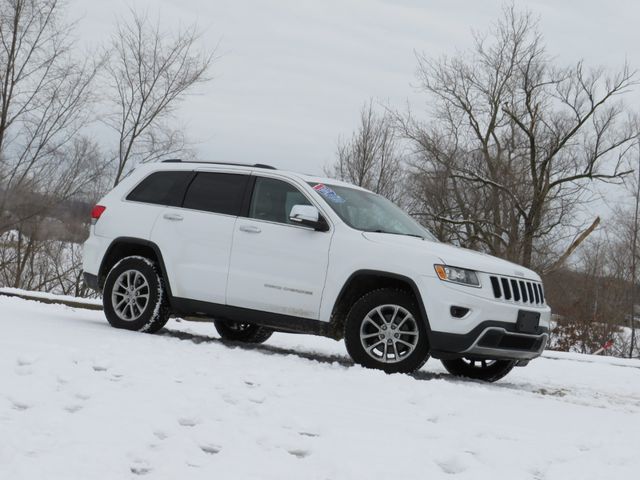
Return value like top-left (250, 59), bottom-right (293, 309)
top-left (0, 0), bottom-right (105, 292)
top-left (104, 10), bottom-right (216, 185)
top-left (399, 6), bottom-right (639, 268)
top-left (545, 235), bottom-right (629, 355)
top-left (327, 100), bottom-right (406, 203)
top-left (0, 0), bottom-right (105, 234)
top-left (617, 140), bottom-right (640, 357)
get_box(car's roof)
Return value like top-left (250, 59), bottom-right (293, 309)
top-left (136, 160), bottom-right (369, 192)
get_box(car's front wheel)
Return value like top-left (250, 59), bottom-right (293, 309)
top-left (214, 320), bottom-right (273, 344)
top-left (440, 357), bottom-right (516, 382)
top-left (102, 256), bottom-right (170, 333)
top-left (344, 288), bottom-right (430, 374)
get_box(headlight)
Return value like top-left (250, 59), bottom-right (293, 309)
top-left (434, 264), bottom-right (480, 287)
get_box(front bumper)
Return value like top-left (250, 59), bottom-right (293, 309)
top-left (467, 327), bottom-right (548, 360)
top-left (429, 321), bottom-right (549, 360)
top-left (418, 275), bottom-right (551, 360)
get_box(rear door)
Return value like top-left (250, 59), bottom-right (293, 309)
top-left (150, 170), bottom-right (251, 304)
top-left (226, 176), bottom-right (333, 319)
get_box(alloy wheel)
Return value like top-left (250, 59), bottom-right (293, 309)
top-left (111, 269), bottom-right (150, 321)
top-left (359, 304), bottom-right (420, 364)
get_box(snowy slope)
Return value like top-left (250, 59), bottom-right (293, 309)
top-left (1, 295), bottom-right (639, 480)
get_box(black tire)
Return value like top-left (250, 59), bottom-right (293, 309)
top-left (214, 320), bottom-right (273, 344)
top-left (103, 256), bottom-right (170, 334)
top-left (344, 288), bottom-right (430, 374)
top-left (440, 357), bottom-right (516, 382)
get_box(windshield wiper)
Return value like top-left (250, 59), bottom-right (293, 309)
top-left (367, 229), bottom-right (424, 239)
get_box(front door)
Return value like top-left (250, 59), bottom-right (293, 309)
top-left (226, 176), bottom-right (332, 319)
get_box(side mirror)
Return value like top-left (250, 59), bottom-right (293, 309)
top-left (289, 205), bottom-right (328, 231)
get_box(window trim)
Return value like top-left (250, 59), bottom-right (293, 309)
top-left (240, 175), bottom-right (257, 217)
top-left (121, 168), bottom-right (334, 231)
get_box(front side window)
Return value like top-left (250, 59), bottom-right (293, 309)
top-left (249, 177), bottom-right (311, 224)
top-left (183, 172), bottom-right (249, 215)
top-left (310, 183), bottom-right (436, 240)
top-left (126, 171), bottom-right (193, 207)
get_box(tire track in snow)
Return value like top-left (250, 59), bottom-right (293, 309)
top-left (160, 326), bottom-right (640, 412)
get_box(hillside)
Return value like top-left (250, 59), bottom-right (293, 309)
top-left (1, 295), bottom-right (639, 479)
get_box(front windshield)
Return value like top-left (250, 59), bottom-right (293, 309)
top-left (309, 183), bottom-right (437, 241)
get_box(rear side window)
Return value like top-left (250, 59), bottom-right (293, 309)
top-left (183, 172), bottom-right (249, 215)
top-left (126, 171), bottom-right (194, 206)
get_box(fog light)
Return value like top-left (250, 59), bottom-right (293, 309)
top-left (450, 306), bottom-right (470, 318)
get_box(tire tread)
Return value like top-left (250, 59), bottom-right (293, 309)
top-left (103, 256), bottom-right (170, 333)
top-left (214, 320), bottom-right (273, 344)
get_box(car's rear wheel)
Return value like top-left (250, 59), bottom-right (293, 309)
top-left (103, 256), bottom-right (170, 333)
top-left (344, 288), bottom-right (430, 374)
top-left (214, 320), bottom-right (273, 344)
top-left (440, 357), bottom-right (516, 382)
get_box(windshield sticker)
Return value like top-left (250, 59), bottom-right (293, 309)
top-left (313, 183), bottom-right (345, 204)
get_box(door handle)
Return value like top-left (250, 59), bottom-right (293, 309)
top-left (163, 213), bottom-right (184, 221)
top-left (239, 225), bottom-right (261, 234)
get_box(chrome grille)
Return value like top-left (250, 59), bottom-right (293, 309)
top-left (489, 275), bottom-right (545, 305)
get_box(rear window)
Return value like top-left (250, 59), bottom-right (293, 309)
top-left (183, 172), bottom-right (249, 215)
top-left (126, 171), bottom-right (194, 206)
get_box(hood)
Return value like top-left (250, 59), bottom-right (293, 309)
top-left (362, 232), bottom-right (540, 281)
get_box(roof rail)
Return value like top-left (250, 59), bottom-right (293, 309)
top-left (161, 159), bottom-right (276, 170)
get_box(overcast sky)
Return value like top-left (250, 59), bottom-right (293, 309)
top-left (71, 0), bottom-right (639, 184)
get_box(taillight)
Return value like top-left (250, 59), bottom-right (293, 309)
top-left (91, 205), bottom-right (106, 224)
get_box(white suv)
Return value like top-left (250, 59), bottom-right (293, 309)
top-left (83, 160), bottom-right (551, 381)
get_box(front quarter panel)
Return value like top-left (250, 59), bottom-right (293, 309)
top-left (319, 228), bottom-right (442, 321)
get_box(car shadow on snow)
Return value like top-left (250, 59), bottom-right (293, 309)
top-left (160, 327), bottom-right (447, 381)
top-left (158, 327), bottom-right (605, 401)
top-left (162, 327), bottom-right (353, 366)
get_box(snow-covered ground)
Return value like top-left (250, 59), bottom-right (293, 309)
top-left (1, 295), bottom-right (639, 480)
top-left (0, 288), bottom-right (102, 306)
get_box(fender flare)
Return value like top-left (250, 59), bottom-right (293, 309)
top-left (330, 269), bottom-right (433, 341)
top-left (99, 237), bottom-right (174, 301)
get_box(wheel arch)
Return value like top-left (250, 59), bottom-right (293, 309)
top-left (329, 270), bottom-right (432, 340)
top-left (98, 237), bottom-right (173, 300)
